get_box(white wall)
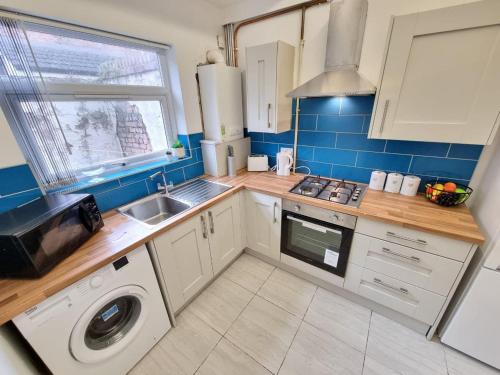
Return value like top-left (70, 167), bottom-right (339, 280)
top-left (0, 0), bottom-right (223, 168)
top-left (223, 0), bottom-right (481, 86)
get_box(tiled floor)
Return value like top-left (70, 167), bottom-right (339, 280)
top-left (130, 253), bottom-right (500, 375)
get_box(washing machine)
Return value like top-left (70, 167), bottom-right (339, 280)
top-left (13, 245), bottom-right (170, 375)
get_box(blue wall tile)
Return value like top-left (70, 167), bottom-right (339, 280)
top-left (385, 140), bottom-right (449, 157)
top-left (263, 131), bottom-right (295, 144)
top-left (0, 132), bottom-right (206, 213)
top-left (0, 188), bottom-right (42, 214)
top-left (0, 164), bottom-right (39, 196)
top-left (331, 165), bottom-right (373, 183)
top-left (314, 148), bottom-right (357, 166)
top-left (357, 152), bottom-right (412, 173)
top-left (251, 141), bottom-right (279, 157)
top-left (448, 144), bottom-right (483, 160)
top-left (291, 114), bottom-right (317, 130)
top-left (317, 115), bottom-right (364, 133)
top-left (298, 131), bottom-right (335, 147)
top-left (298, 97), bottom-right (341, 115)
top-left (184, 162), bottom-right (205, 180)
top-left (340, 96), bottom-right (374, 115)
top-left (296, 160), bottom-right (332, 176)
top-left (410, 157), bottom-right (477, 180)
top-left (336, 133), bottom-right (385, 152)
top-left (250, 96), bottom-right (482, 189)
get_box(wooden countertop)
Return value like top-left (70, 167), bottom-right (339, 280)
top-left (0, 170), bottom-right (484, 325)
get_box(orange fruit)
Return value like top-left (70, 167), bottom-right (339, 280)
top-left (444, 182), bottom-right (457, 192)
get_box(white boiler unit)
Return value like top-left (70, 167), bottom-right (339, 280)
top-left (197, 64), bottom-right (244, 143)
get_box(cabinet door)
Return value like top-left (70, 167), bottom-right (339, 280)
top-left (246, 42), bottom-right (277, 133)
top-left (206, 196), bottom-right (243, 275)
top-left (245, 190), bottom-right (281, 260)
top-left (153, 214), bottom-right (213, 312)
top-left (369, 2), bottom-right (500, 144)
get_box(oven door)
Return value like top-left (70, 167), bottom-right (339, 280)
top-left (281, 211), bottom-right (354, 277)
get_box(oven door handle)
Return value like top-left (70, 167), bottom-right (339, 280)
top-left (287, 215), bottom-right (342, 235)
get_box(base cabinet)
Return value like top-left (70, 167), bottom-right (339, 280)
top-left (152, 195), bottom-right (243, 313)
top-left (153, 215), bottom-right (213, 312)
top-left (206, 195), bottom-right (243, 275)
top-left (245, 190), bottom-right (281, 260)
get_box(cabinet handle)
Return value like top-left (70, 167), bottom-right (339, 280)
top-left (496, 265), bottom-right (500, 272)
top-left (386, 231), bottom-right (427, 246)
top-left (273, 202), bottom-right (278, 223)
top-left (373, 277), bottom-right (409, 295)
top-left (267, 103), bottom-right (271, 128)
top-left (379, 99), bottom-right (390, 134)
top-left (208, 211), bottom-right (214, 233)
top-left (381, 247), bottom-right (421, 263)
top-left (201, 216), bottom-right (208, 239)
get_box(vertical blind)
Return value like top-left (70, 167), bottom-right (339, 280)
top-left (0, 16), bottom-right (76, 190)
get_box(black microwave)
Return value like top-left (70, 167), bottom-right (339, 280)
top-left (0, 193), bottom-right (103, 278)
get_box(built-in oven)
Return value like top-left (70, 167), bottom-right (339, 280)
top-left (281, 199), bottom-right (357, 278)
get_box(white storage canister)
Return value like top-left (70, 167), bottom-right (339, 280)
top-left (400, 175), bottom-right (421, 196)
top-left (369, 170), bottom-right (387, 191)
top-left (384, 173), bottom-right (404, 193)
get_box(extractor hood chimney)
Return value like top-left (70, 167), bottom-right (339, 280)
top-left (287, 0), bottom-right (375, 98)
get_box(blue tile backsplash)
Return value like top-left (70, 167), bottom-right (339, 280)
top-left (0, 132), bottom-right (205, 214)
top-left (250, 96), bottom-right (483, 190)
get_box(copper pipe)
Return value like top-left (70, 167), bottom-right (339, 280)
top-left (232, 0), bottom-right (328, 66)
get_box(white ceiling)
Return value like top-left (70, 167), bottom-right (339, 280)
top-left (204, 0), bottom-right (245, 9)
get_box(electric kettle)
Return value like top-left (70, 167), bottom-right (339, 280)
top-left (276, 151), bottom-right (294, 176)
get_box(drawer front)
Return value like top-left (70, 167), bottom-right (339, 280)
top-left (349, 233), bottom-right (462, 296)
top-left (356, 217), bottom-right (472, 261)
top-left (345, 264), bottom-right (445, 325)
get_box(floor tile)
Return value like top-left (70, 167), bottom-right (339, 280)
top-left (362, 356), bottom-right (401, 375)
top-left (196, 338), bottom-right (272, 375)
top-left (304, 288), bottom-right (371, 353)
top-left (226, 295), bottom-right (301, 374)
top-left (257, 268), bottom-right (317, 318)
top-left (444, 346), bottom-right (500, 375)
top-left (222, 253), bottom-right (275, 293)
top-left (279, 322), bottom-right (365, 375)
top-left (186, 277), bottom-right (254, 334)
top-left (366, 313), bottom-right (447, 375)
top-left (129, 309), bottom-right (221, 375)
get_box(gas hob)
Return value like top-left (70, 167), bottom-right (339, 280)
top-left (289, 176), bottom-right (366, 207)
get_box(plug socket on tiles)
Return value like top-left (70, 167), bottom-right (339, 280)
top-left (280, 147), bottom-right (294, 158)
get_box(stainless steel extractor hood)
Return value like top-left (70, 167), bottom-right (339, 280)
top-left (288, 0), bottom-right (375, 98)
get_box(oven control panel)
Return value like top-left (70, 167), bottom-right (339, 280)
top-left (283, 200), bottom-right (357, 230)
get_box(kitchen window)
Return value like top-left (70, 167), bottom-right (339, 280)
top-left (0, 15), bottom-right (183, 190)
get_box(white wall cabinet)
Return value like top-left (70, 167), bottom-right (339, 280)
top-left (246, 41), bottom-right (295, 134)
top-left (245, 190), bottom-right (281, 260)
top-left (152, 195), bottom-right (243, 312)
top-left (206, 195), bottom-right (243, 275)
top-left (369, 1), bottom-right (500, 145)
top-left (153, 214), bottom-right (213, 312)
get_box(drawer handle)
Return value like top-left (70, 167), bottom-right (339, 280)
top-left (382, 247), bottom-right (421, 263)
top-left (373, 277), bottom-right (409, 295)
top-left (386, 231), bottom-right (428, 246)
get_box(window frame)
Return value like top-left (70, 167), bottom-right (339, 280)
top-left (0, 11), bottom-right (187, 187)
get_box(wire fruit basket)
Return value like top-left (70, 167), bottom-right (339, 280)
top-left (425, 182), bottom-right (473, 207)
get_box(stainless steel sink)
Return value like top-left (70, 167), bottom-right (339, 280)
top-left (119, 178), bottom-right (232, 227)
top-left (120, 195), bottom-right (191, 226)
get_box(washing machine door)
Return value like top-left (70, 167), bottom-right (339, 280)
top-left (70, 285), bottom-right (149, 364)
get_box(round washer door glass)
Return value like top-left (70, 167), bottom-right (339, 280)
top-left (70, 285), bottom-right (149, 364)
top-left (85, 295), bottom-right (140, 350)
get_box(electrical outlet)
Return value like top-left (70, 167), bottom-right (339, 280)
top-left (217, 35), bottom-right (225, 49)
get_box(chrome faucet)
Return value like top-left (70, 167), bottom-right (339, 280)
top-left (149, 171), bottom-right (173, 195)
